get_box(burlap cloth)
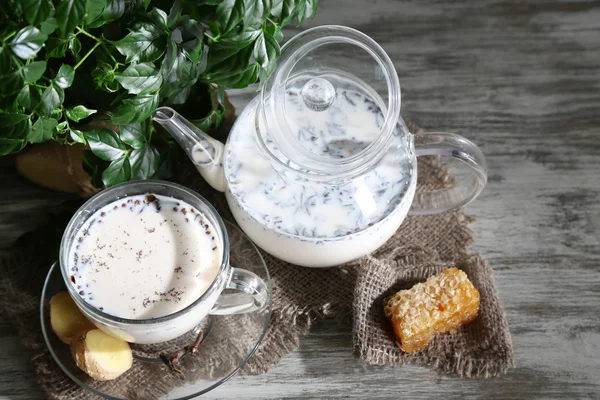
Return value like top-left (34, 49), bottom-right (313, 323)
top-left (0, 123), bottom-right (513, 399)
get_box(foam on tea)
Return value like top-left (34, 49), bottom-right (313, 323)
top-left (68, 194), bottom-right (222, 320)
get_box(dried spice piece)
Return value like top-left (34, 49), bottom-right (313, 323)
top-left (160, 330), bottom-right (204, 375)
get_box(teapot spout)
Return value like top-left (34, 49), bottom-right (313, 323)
top-left (152, 107), bottom-right (227, 192)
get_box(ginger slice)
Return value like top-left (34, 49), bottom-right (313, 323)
top-left (71, 329), bottom-right (133, 381)
top-left (50, 292), bottom-right (96, 344)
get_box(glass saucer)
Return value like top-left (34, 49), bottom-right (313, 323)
top-left (40, 220), bottom-right (271, 399)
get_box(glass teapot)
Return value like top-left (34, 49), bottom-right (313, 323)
top-left (153, 25), bottom-right (487, 268)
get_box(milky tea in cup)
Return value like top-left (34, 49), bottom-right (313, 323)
top-left (60, 181), bottom-right (268, 344)
top-left (69, 193), bottom-right (222, 319)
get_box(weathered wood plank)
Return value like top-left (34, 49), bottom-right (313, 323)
top-left (1, 0), bottom-right (599, 398)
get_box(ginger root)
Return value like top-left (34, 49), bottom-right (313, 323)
top-left (15, 142), bottom-right (99, 195)
top-left (70, 329), bottom-right (133, 381)
top-left (50, 292), bottom-right (96, 344)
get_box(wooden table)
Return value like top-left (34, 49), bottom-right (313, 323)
top-left (1, 0), bottom-right (599, 398)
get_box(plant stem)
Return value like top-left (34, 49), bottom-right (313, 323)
top-left (4, 31), bottom-right (16, 41)
top-left (82, 154), bottom-right (96, 173)
top-left (76, 27), bottom-right (101, 42)
top-left (146, 121), bottom-right (154, 143)
top-left (100, 42), bottom-right (119, 64)
top-left (73, 41), bottom-right (101, 70)
top-left (62, 112), bottom-right (71, 130)
top-left (75, 28), bottom-right (119, 65)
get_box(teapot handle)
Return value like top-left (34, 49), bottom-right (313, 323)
top-left (409, 132), bottom-right (487, 215)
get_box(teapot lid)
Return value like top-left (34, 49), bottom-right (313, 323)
top-left (258, 25), bottom-right (401, 178)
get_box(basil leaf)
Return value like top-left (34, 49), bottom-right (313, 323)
top-left (280, 0), bottom-right (296, 26)
top-left (0, 114), bottom-right (30, 155)
top-left (244, 0), bottom-right (271, 28)
top-left (40, 18), bottom-right (59, 35)
top-left (50, 108), bottom-right (63, 120)
top-left (160, 38), bottom-right (177, 78)
top-left (164, 86), bottom-right (191, 105)
top-left (206, 44), bottom-right (254, 79)
top-left (86, 0), bottom-right (107, 24)
top-left (152, 142), bottom-right (179, 180)
top-left (69, 128), bottom-right (86, 144)
top-left (54, 65), bottom-right (75, 89)
top-left (253, 31), bottom-right (280, 76)
top-left (68, 35), bottom-right (82, 56)
top-left (211, 64), bottom-right (259, 88)
top-left (84, 128), bottom-right (127, 161)
top-left (45, 37), bottom-right (68, 59)
top-left (120, 122), bottom-right (145, 148)
top-left (56, 121), bottom-right (68, 131)
top-left (207, 21), bottom-right (220, 37)
top-left (28, 116), bottom-right (58, 143)
top-left (0, 48), bottom-right (13, 73)
top-left (22, 61), bottom-right (47, 83)
top-left (102, 154), bottom-right (131, 186)
top-left (295, 0), bottom-right (317, 24)
top-left (175, 19), bottom-right (204, 63)
top-left (167, 0), bottom-right (182, 28)
top-left (88, 0), bottom-right (124, 28)
top-left (148, 7), bottom-right (168, 30)
top-left (0, 114), bottom-right (29, 128)
top-left (270, 0), bottom-right (282, 19)
top-left (65, 105), bottom-right (97, 122)
top-left (206, 29), bottom-right (260, 77)
top-left (191, 108), bottom-right (224, 132)
top-left (55, 0), bottom-right (86, 36)
top-left (112, 24), bottom-right (165, 63)
top-left (22, 0), bottom-right (51, 26)
top-left (0, 72), bottom-right (24, 96)
top-left (130, 143), bottom-right (159, 179)
top-left (160, 49), bottom-right (203, 98)
top-left (266, 23), bottom-right (283, 41)
top-left (0, 138), bottom-right (27, 155)
top-left (211, 28), bottom-right (260, 53)
top-left (92, 60), bottom-right (119, 92)
top-left (114, 62), bottom-right (163, 95)
top-left (215, 86), bottom-right (226, 107)
top-left (9, 26), bottom-right (47, 59)
top-left (39, 84), bottom-right (64, 116)
top-left (217, 0), bottom-right (245, 34)
top-left (109, 93), bottom-right (159, 125)
top-left (17, 85), bottom-right (42, 110)
top-left (190, 117), bottom-right (212, 132)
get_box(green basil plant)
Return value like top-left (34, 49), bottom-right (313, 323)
top-left (0, 0), bottom-right (317, 187)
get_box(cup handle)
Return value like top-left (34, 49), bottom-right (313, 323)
top-left (409, 132), bottom-right (488, 215)
top-left (209, 267), bottom-right (269, 315)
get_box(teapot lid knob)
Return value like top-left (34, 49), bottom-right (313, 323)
top-left (300, 77), bottom-right (336, 112)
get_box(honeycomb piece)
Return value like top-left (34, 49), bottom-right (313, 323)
top-left (384, 267), bottom-right (480, 353)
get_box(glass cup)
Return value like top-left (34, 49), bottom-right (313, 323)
top-left (59, 180), bottom-right (269, 344)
